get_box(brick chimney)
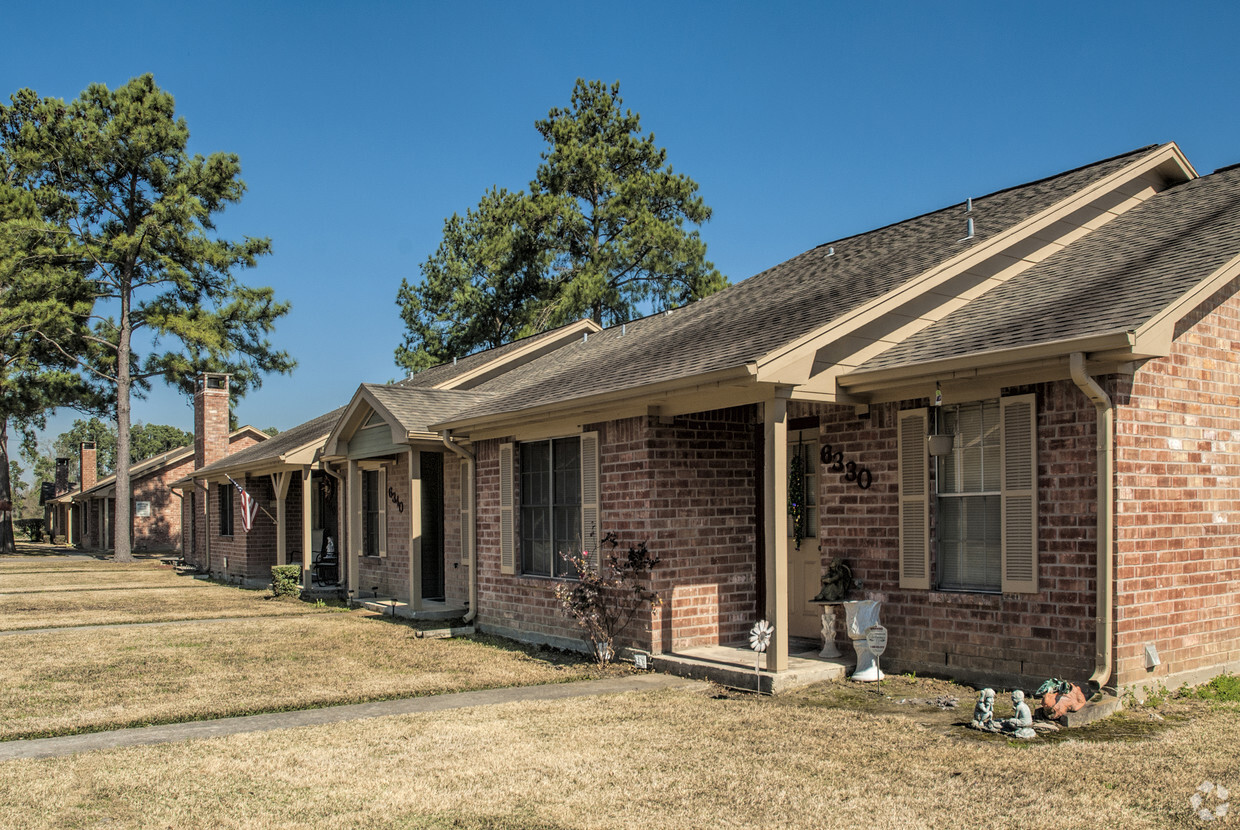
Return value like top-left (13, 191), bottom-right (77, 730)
top-left (55, 458), bottom-right (70, 495)
top-left (80, 442), bottom-right (97, 492)
top-left (195, 373), bottom-right (231, 470)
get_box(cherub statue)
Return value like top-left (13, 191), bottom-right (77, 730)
top-left (997, 690), bottom-right (1036, 739)
top-left (812, 558), bottom-right (852, 603)
top-left (969, 688), bottom-right (996, 731)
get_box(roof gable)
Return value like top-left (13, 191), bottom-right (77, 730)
top-left (323, 384), bottom-right (494, 457)
top-left (841, 162), bottom-right (1240, 397)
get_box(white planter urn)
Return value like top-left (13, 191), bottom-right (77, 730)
top-left (843, 600), bottom-right (885, 681)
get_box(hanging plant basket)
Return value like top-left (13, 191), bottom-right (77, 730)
top-left (928, 433), bottom-right (955, 457)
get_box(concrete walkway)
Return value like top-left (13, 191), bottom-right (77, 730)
top-left (0, 674), bottom-right (702, 762)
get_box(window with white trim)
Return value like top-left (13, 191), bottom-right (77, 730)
top-left (898, 394), bottom-right (1037, 594)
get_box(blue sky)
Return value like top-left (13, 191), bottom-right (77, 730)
top-left (6, 0), bottom-right (1240, 455)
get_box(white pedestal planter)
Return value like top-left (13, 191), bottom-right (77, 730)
top-left (816, 603), bottom-right (843, 658)
top-left (843, 600), bottom-right (885, 681)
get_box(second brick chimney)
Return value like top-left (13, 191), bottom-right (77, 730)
top-left (80, 442), bottom-right (97, 492)
top-left (55, 457), bottom-right (70, 496)
top-left (195, 373), bottom-right (231, 470)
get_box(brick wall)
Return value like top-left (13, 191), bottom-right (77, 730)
top-left (798, 381), bottom-right (1101, 688)
top-left (473, 408), bottom-right (760, 655)
top-left (1114, 282), bottom-right (1240, 688)
top-left (130, 457), bottom-right (193, 551)
top-left (356, 453), bottom-right (412, 600)
top-left (643, 408), bottom-right (759, 652)
top-left (208, 474), bottom-right (278, 581)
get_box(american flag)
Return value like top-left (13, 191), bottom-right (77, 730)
top-left (227, 475), bottom-right (260, 533)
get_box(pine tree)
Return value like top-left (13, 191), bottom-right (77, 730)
top-left (1, 76), bottom-right (294, 561)
top-left (396, 79), bottom-right (725, 373)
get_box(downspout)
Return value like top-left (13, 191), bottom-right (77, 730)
top-left (441, 430), bottom-right (477, 623)
top-left (1070, 352), bottom-right (1115, 695)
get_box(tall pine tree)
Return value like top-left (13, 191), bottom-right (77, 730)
top-left (0, 96), bottom-right (101, 552)
top-left (396, 79), bottom-right (725, 373)
top-left (1, 75), bottom-right (294, 561)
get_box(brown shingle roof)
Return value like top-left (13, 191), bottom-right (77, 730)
top-left (191, 409), bottom-right (345, 478)
top-left (361, 385), bottom-right (494, 434)
top-left (440, 145), bottom-right (1161, 422)
top-left (855, 163), bottom-right (1240, 371)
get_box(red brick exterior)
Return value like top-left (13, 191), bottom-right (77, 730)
top-left (443, 455), bottom-right (468, 606)
top-left (1113, 283), bottom-right (1240, 688)
top-left (356, 453), bottom-right (412, 599)
top-left (80, 443), bottom-right (97, 492)
top-left (792, 382), bottom-right (1102, 688)
top-left (473, 408), bottom-right (760, 654)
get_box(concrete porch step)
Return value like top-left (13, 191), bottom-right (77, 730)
top-left (652, 644), bottom-right (852, 694)
top-left (354, 597), bottom-right (469, 621)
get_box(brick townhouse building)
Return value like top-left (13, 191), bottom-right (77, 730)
top-left (177, 142), bottom-right (1240, 695)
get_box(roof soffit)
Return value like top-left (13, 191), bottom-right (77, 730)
top-left (752, 143), bottom-right (1196, 395)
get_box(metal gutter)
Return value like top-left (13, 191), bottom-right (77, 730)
top-left (1070, 352), bottom-right (1115, 694)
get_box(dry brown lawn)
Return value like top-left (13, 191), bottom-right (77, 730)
top-left (0, 558), bottom-right (333, 631)
top-left (0, 614), bottom-right (603, 740)
top-left (2, 555), bottom-right (1236, 828)
top-left (0, 557), bottom-right (605, 740)
top-left (0, 682), bottom-right (1236, 829)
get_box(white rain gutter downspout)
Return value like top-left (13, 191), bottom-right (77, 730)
top-left (441, 430), bottom-right (477, 623)
top-left (1070, 352), bottom-right (1115, 694)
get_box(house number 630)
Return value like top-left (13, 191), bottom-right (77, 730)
top-left (820, 444), bottom-right (872, 490)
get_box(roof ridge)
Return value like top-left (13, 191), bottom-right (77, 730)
top-left (805, 143), bottom-right (1166, 253)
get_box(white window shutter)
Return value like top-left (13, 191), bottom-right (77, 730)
top-left (459, 458), bottom-right (470, 565)
top-left (1001, 394), bottom-right (1038, 593)
top-left (898, 408), bottom-right (930, 590)
top-left (580, 432), bottom-right (600, 571)
top-left (499, 443), bottom-right (514, 575)
top-left (377, 467), bottom-right (388, 558)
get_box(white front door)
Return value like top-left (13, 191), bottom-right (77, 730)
top-left (787, 431), bottom-right (821, 640)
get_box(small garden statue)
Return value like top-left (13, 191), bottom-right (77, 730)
top-left (997, 690), bottom-right (1036, 739)
top-left (969, 688), bottom-right (996, 731)
top-left (1036, 677), bottom-right (1087, 720)
top-left (811, 558), bottom-right (852, 603)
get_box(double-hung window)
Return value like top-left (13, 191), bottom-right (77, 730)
top-left (898, 394), bottom-right (1037, 594)
top-left (499, 433), bottom-right (599, 578)
top-left (520, 438), bottom-right (582, 577)
top-left (936, 401), bottom-right (1001, 591)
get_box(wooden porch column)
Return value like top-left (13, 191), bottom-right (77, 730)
top-left (272, 471), bottom-right (292, 567)
top-left (763, 390), bottom-right (791, 673)
top-left (408, 449), bottom-right (423, 612)
top-left (347, 459), bottom-right (360, 598)
top-left (300, 466), bottom-right (313, 591)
